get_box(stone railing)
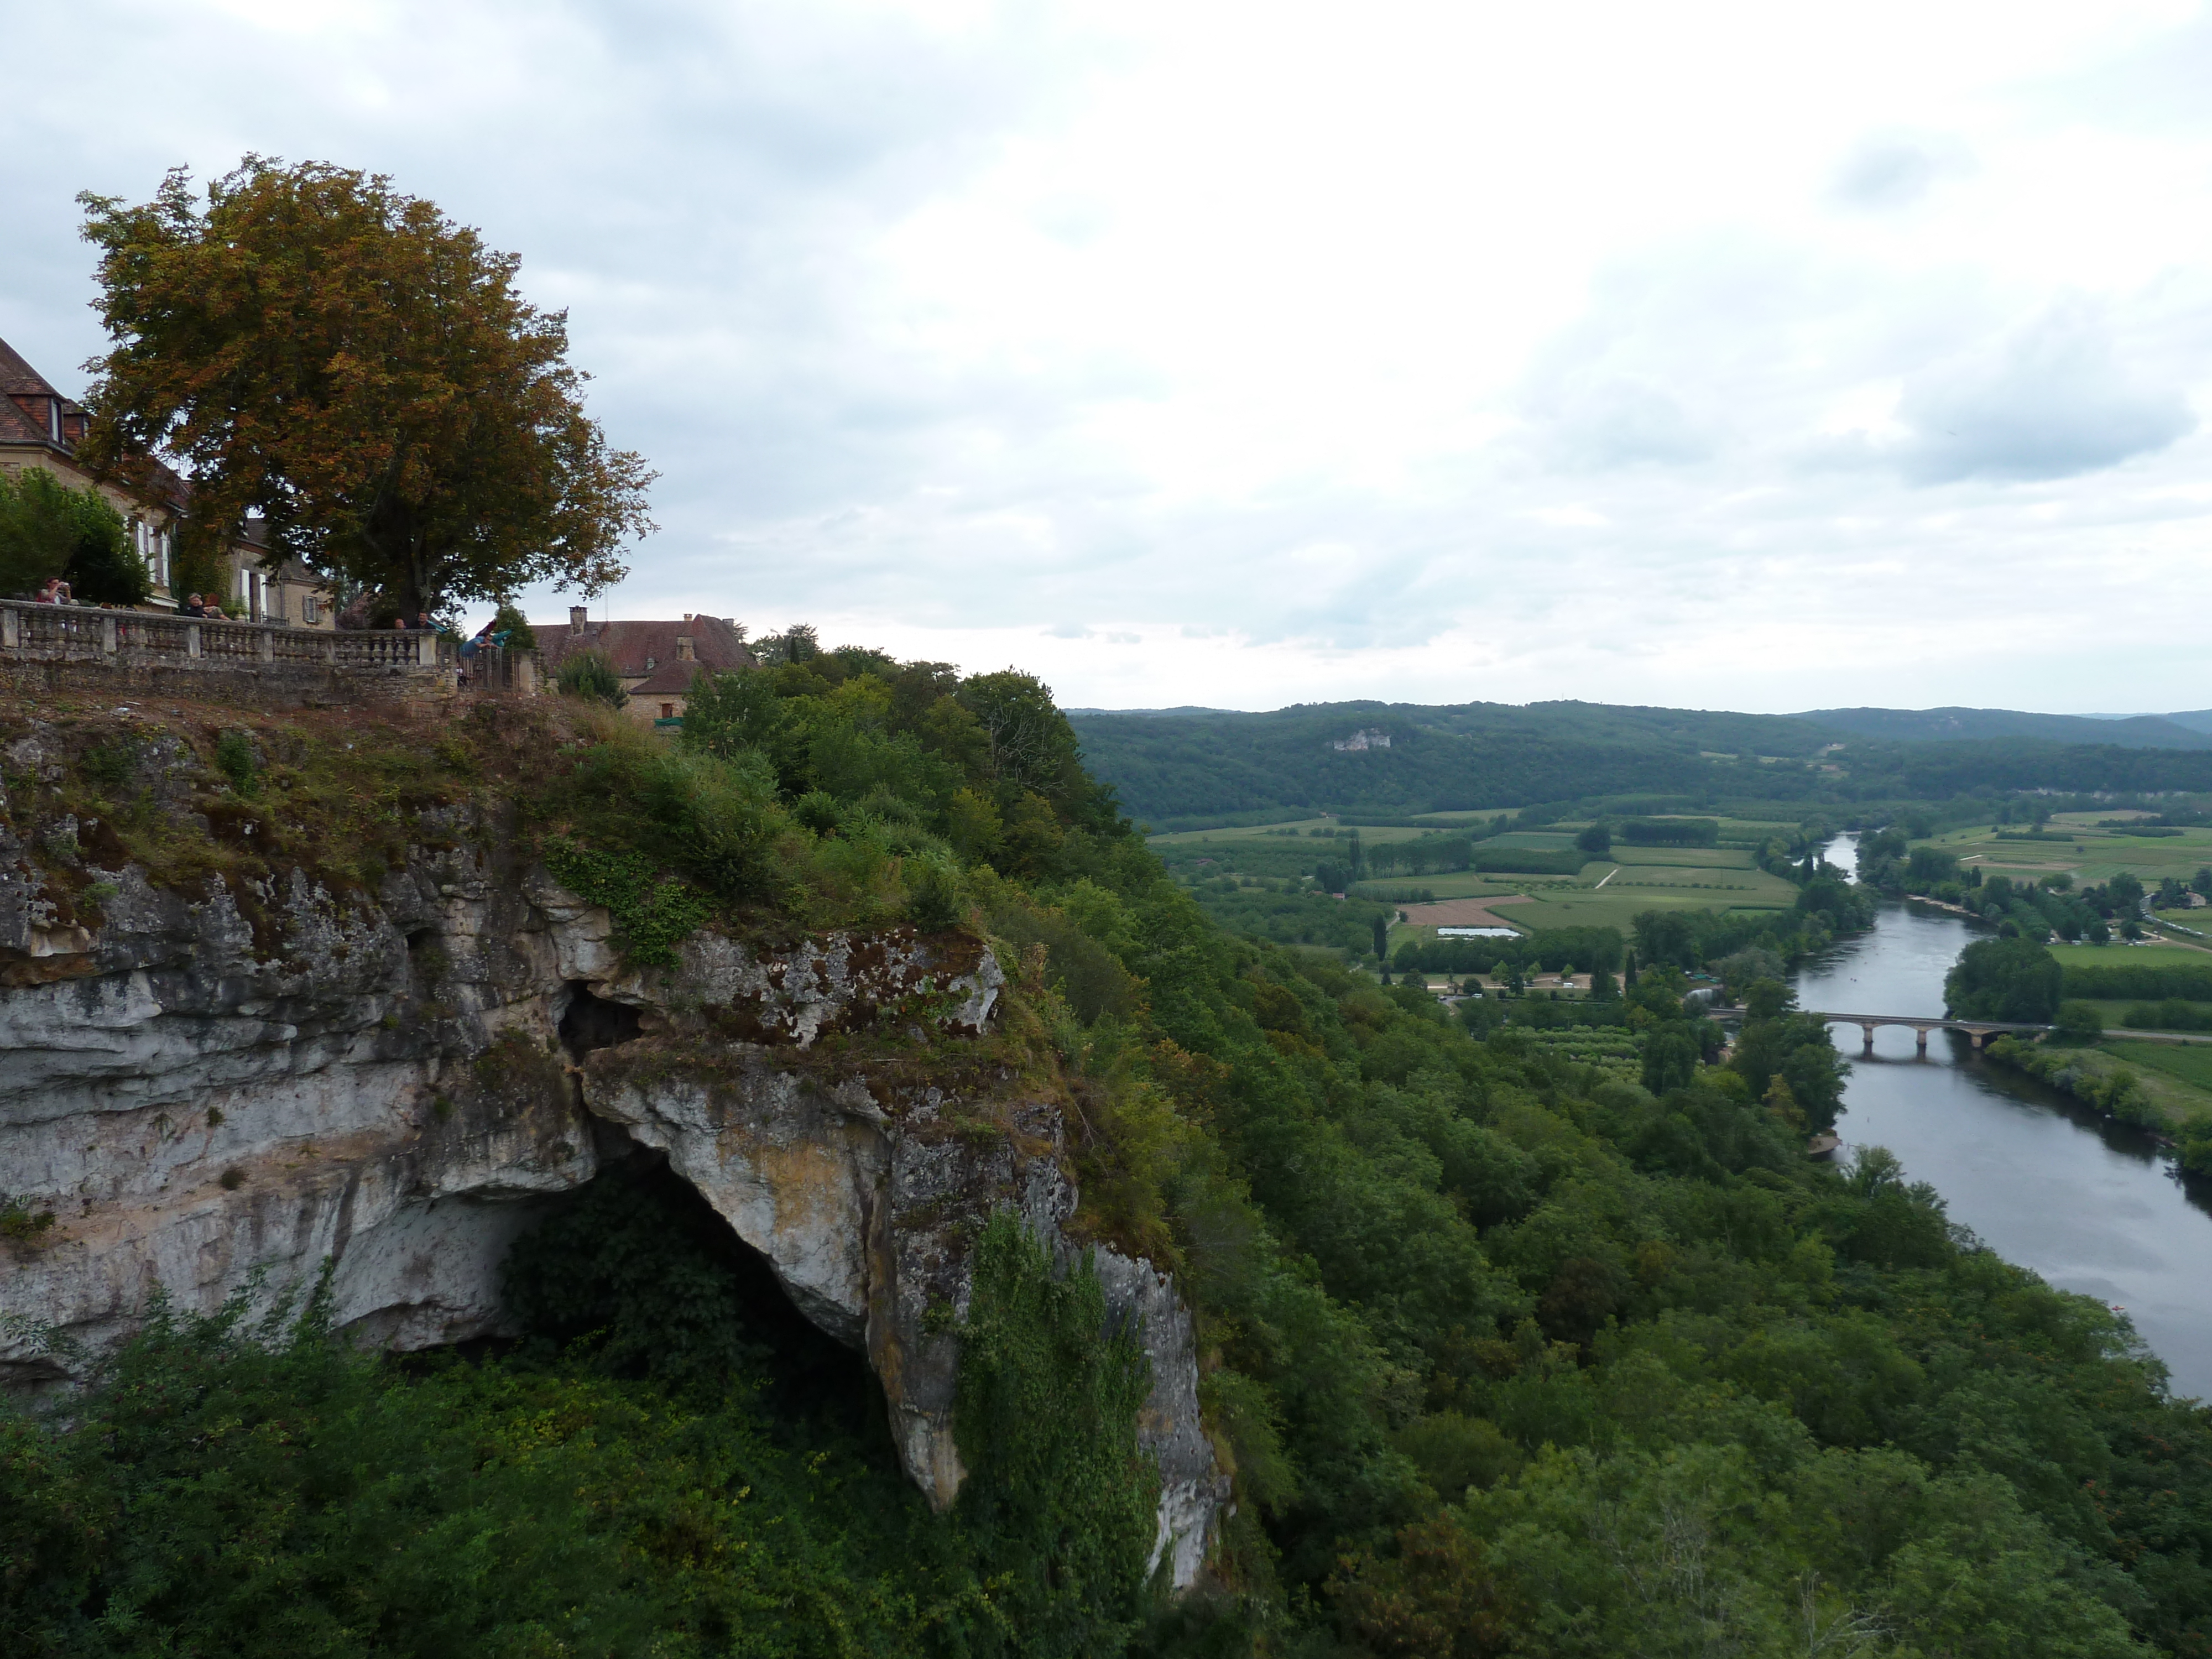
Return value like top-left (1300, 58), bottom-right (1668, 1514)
top-left (2, 600), bottom-right (447, 666)
top-left (0, 600), bottom-right (537, 707)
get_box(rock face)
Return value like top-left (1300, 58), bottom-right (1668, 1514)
top-left (0, 752), bottom-right (1227, 1584)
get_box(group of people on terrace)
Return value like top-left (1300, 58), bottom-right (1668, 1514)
top-left (24, 575), bottom-right (225, 616)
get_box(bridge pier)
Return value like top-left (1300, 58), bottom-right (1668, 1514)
top-left (1859, 1022), bottom-right (1876, 1049)
top-left (1915, 1026), bottom-right (1929, 1054)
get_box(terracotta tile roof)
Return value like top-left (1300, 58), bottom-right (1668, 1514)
top-left (0, 335), bottom-right (64, 398)
top-left (628, 662), bottom-right (708, 696)
top-left (0, 334), bottom-right (191, 510)
top-left (0, 393), bottom-right (52, 447)
top-left (534, 614), bottom-right (753, 678)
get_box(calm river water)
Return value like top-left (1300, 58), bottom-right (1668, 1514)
top-left (1793, 834), bottom-right (2212, 1399)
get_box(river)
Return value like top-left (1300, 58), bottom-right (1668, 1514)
top-left (1791, 834), bottom-right (2212, 1399)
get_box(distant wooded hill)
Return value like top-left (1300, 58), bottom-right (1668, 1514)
top-left (1792, 706), bottom-right (2212, 749)
top-left (1068, 699), bottom-right (2212, 826)
top-left (1068, 700), bottom-right (1839, 824)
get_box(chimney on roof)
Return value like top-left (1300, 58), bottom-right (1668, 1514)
top-left (676, 635), bottom-right (696, 661)
top-left (569, 604), bottom-right (588, 630)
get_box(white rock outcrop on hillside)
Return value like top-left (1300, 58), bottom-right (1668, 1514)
top-left (0, 762), bottom-right (1227, 1585)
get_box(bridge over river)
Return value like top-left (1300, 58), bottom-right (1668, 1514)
top-left (1705, 1006), bottom-right (2047, 1052)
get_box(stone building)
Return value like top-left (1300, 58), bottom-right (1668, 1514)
top-left (0, 333), bottom-right (333, 625)
top-left (533, 606), bottom-right (753, 724)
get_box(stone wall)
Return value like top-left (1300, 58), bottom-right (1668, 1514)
top-left (0, 598), bottom-right (492, 712)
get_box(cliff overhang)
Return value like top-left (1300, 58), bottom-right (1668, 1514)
top-left (0, 705), bottom-right (1227, 1588)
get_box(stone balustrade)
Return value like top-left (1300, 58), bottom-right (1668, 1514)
top-left (0, 599), bottom-right (538, 706)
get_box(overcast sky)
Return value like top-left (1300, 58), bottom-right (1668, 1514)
top-left (6, 1), bottom-right (2212, 714)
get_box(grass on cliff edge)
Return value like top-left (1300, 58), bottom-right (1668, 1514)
top-left (4, 690), bottom-right (943, 956)
top-left (0, 689), bottom-right (535, 948)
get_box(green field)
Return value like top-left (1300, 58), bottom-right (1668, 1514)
top-left (1151, 818), bottom-right (1476, 847)
top-left (1434, 886), bottom-right (1757, 940)
top-left (1927, 822), bottom-right (2212, 885)
top-left (1166, 813), bottom-right (1819, 952)
top-left (1593, 867), bottom-right (1797, 903)
top-left (2105, 1039), bottom-right (2212, 1109)
top-left (2069, 999), bottom-right (2212, 1033)
top-left (2049, 942), bottom-right (2212, 969)
top-left (1374, 847), bottom-right (1801, 943)
top-left (1355, 871), bottom-right (1572, 900)
top-left (1608, 846), bottom-right (1756, 868)
top-left (2082, 999), bottom-right (2191, 1030)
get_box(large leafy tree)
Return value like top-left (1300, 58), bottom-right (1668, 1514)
top-left (1945, 935), bottom-right (2064, 1022)
top-left (75, 158), bottom-right (655, 615)
top-left (0, 468), bottom-right (147, 604)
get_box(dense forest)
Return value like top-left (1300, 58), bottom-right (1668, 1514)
top-left (9, 655), bottom-right (2212, 1657)
top-left (1069, 700), bottom-right (2212, 827)
top-left (1067, 701), bottom-right (1833, 824)
top-left (1797, 707), bottom-right (2212, 749)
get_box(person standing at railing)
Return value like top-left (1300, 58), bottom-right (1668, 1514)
top-left (36, 577), bottom-right (72, 604)
top-left (180, 592), bottom-right (210, 618)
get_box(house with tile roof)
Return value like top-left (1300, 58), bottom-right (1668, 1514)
top-left (0, 333), bottom-right (334, 625)
top-left (533, 606), bottom-right (753, 725)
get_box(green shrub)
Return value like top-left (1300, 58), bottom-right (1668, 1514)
top-left (954, 1212), bottom-right (1159, 1653)
top-left (80, 740), bottom-right (136, 794)
top-left (0, 1266), bottom-right (1010, 1657)
top-left (2179, 1116), bottom-right (2212, 1179)
top-left (2122, 999), bottom-right (2212, 1031)
top-left (503, 1162), bottom-right (778, 1394)
top-left (907, 855), bottom-right (967, 932)
top-left (213, 731), bottom-right (259, 795)
top-left (541, 837), bottom-right (712, 966)
top-left (2053, 1000), bottom-right (2105, 1040)
top-left (0, 1194), bottom-right (57, 1243)
top-left (0, 467), bottom-right (147, 603)
top-left (1984, 1036), bottom-right (2153, 1125)
top-left (680, 666), bottom-right (789, 758)
top-left (488, 601), bottom-right (536, 650)
top-left (555, 649), bottom-right (628, 707)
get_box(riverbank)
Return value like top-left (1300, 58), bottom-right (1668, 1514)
top-left (1969, 1030), bottom-right (2212, 1130)
top-left (1802, 833), bottom-right (2212, 1397)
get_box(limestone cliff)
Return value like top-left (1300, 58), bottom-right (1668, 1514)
top-left (0, 713), bottom-right (1227, 1587)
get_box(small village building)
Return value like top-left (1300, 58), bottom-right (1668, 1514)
top-left (534, 607), bottom-right (753, 726)
top-left (0, 333), bottom-right (334, 624)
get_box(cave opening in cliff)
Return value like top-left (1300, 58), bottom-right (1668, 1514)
top-left (502, 1153), bottom-right (896, 1454)
top-left (404, 926), bottom-right (451, 987)
top-left (557, 982), bottom-right (643, 1060)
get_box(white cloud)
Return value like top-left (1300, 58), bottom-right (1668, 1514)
top-left (4, 0), bottom-right (2212, 713)
top-left (1891, 300), bottom-right (2197, 482)
top-left (1829, 131), bottom-right (1976, 210)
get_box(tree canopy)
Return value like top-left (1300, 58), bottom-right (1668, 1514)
top-left (1946, 936), bottom-right (2064, 1022)
top-left (75, 158), bottom-right (655, 615)
top-left (0, 468), bottom-right (146, 604)
top-left (14, 660), bottom-right (2212, 1655)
